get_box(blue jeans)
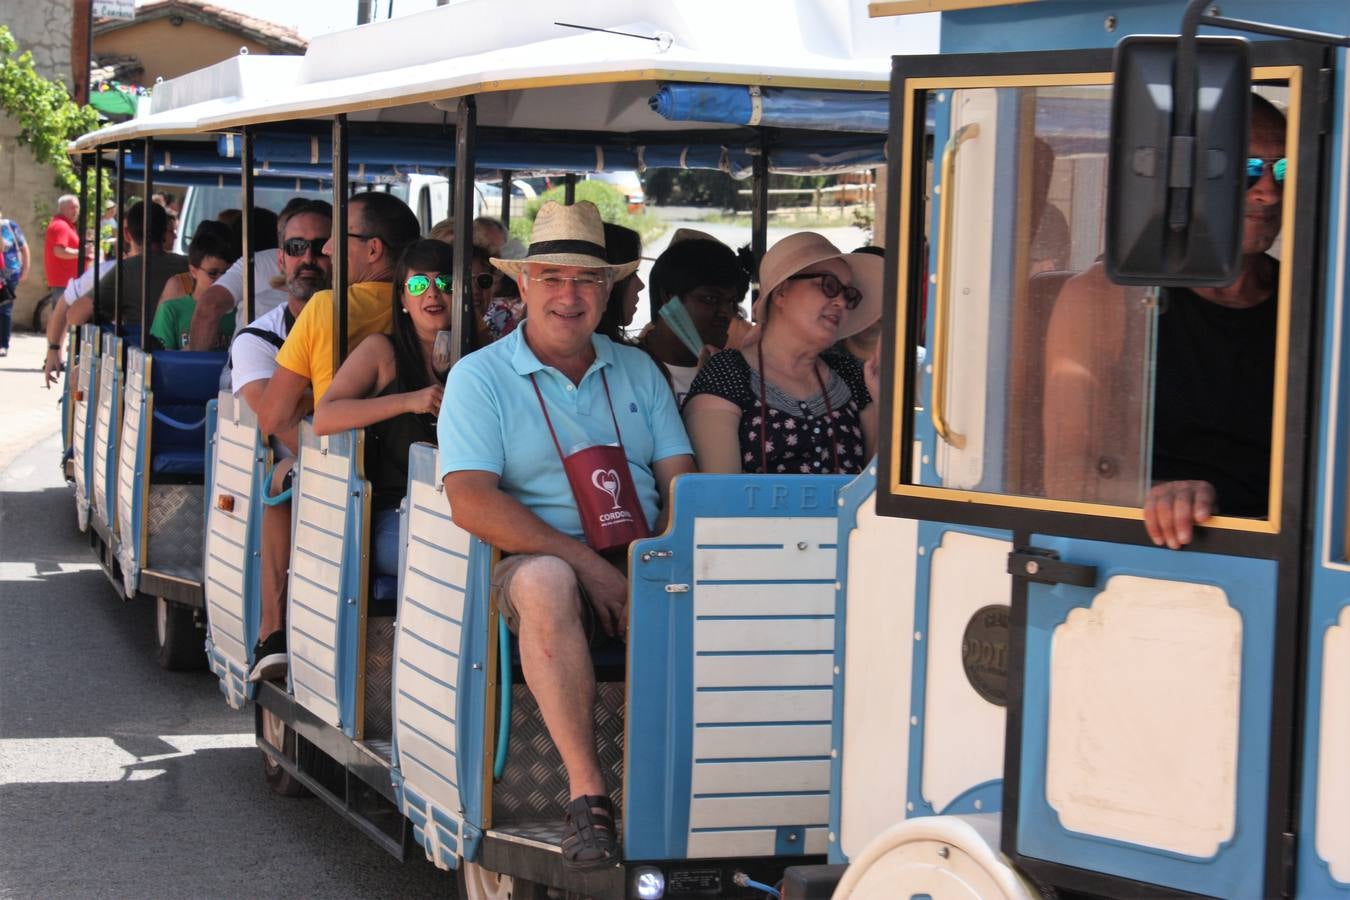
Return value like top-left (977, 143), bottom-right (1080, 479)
top-left (0, 294), bottom-right (11, 350)
top-left (372, 507), bottom-right (401, 577)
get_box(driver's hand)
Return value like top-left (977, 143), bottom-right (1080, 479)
top-left (1143, 480), bottom-right (1216, 549)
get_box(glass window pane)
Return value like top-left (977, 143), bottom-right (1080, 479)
top-left (913, 83), bottom-right (1156, 506)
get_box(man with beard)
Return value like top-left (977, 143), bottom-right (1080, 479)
top-left (1043, 93), bottom-right (1286, 548)
top-left (225, 200), bottom-right (333, 682)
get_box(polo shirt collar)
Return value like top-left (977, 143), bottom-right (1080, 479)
top-left (508, 322), bottom-right (614, 379)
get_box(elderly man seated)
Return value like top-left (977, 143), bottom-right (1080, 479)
top-left (438, 201), bottom-right (695, 868)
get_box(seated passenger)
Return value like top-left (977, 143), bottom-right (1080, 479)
top-left (227, 202), bottom-right (334, 683)
top-left (312, 240), bottom-right (452, 577)
top-left (148, 225), bottom-right (239, 351)
top-left (639, 233), bottom-right (750, 405)
top-left (246, 192), bottom-right (416, 682)
top-left (438, 201), bottom-right (694, 868)
top-left (595, 222), bottom-right (643, 343)
top-left (67, 201), bottom-right (189, 333)
top-left (683, 233), bottom-right (881, 474)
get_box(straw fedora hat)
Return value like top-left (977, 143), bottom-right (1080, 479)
top-left (753, 232), bottom-right (883, 339)
top-left (490, 200), bottom-right (640, 280)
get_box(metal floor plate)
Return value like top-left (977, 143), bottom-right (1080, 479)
top-left (492, 681), bottom-right (625, 826)
top-left (146, 485), bottom-right (204, 581)
top-left (364, 616), bottom-right (396, 742)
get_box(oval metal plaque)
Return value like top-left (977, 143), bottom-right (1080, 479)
top-left (961, 604), bottom-right (1010, 706)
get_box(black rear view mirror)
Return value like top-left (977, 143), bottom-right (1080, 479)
top-left (1105, 34), bottom-right (1250, 286)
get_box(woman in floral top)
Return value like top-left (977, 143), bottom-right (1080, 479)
top-left (683, 233), bottom-right (882, 475)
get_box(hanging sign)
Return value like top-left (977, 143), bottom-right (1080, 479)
top-left (93, 0), bottom-right (136, 20)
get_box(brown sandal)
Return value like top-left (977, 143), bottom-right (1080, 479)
top-left (560, 794), bottom-right (619, 869)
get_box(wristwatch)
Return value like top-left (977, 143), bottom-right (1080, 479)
top-left (48, 343), bottom-right (61, 351)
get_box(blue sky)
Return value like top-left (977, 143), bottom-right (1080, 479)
top-left (137, 0), bottom-right (448, 38)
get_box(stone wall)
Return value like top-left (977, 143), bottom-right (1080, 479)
top-left (1, 0), bottom-right (75, 331)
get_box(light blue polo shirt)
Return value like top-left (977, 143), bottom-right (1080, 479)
top-left (437, 323), bottom-right (692, 542)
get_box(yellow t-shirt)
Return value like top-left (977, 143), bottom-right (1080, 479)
top-left (274, 281), bottom-right (393, 402)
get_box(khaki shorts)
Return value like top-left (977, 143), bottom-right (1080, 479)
top-left (491, 553), bottom-right (624, 647)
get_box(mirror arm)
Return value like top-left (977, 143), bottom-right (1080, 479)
top-left (1199, 12), bottom-right (1350, 48)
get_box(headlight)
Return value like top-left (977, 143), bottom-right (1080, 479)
top-left (634, 866), bottom-right (666, 900)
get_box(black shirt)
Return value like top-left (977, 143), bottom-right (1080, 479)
top-left (365, 370), bottom-right (437, 512)
top-left (1152, 267), bottom-right (1277, 517)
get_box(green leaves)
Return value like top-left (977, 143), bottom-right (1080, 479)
top-left (0, 25), bottom-right (103, 193)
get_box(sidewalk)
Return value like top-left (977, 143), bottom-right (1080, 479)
top-left (0, 333), bottom-right (63, 472)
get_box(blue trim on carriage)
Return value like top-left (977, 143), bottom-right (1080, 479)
top-left (1300, 42), bottom-right (1350, 897)
top-left (1016, 536), bottom-right (1276, 899)
top-left (625, 472), bottom-right (848, 861)
top-left (907, 520), bottom-right (1011, 823)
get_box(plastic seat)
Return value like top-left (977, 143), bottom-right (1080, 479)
top-left (147, 351), bottom-right (227, 480)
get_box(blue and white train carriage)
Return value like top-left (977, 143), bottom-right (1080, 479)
top-left (784, 1), bottom-right (1350, 898)
top-left (63, 2), bottom-right (938, 898)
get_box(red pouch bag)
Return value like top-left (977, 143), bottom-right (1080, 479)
top-left (530, 370), bottom-right (650, 553)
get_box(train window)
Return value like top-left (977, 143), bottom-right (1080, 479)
top-left (889, 71), bottom-right (1299, 532)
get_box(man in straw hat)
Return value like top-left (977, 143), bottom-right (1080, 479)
top-left (437, 200), bottom-right (694, 868)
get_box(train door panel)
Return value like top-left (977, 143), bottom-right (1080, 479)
top-left (830, 465), bottom-right (1011, 865)
top-left (880, 48), bottom-right (1319, 899)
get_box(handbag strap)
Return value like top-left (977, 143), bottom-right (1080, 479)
top-left (529, 368), bottom-right (625, 464)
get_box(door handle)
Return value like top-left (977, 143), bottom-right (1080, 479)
top-left (931, 122), bottom-right (979, 450)
top-left (1007, 547), bottom-right (1097, 587)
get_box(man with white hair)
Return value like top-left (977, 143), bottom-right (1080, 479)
top-left (40, 195), bottom-right (81, 336)
top-left (439, 201), bottom-right (694, 868)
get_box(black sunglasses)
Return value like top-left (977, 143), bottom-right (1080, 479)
top-left (473, 273), bottom-right (496, 291)
top-left (282, 237), bottom-right (328, 258)
top-left (786, 271), bottom-right (863, 309)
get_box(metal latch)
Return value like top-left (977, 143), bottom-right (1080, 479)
top-left (664, 584), bottom-right (690, 593)
top-left (1007, 547), bottom-right (1097, 587)
top-left (640, 549), bottom-right (673, 563)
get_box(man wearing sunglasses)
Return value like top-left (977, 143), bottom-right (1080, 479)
top-left (223, 201), bottom-right (334, 682)
top-left (1044, 92), bottom-right (1286, 549)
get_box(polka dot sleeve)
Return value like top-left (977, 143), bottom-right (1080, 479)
top-left (684, 349), bottom-right (754, 411)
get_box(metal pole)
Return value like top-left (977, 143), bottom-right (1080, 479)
top-left (77, 157), bottom-right (89, 278)
top-left (241, 127), bottom-right (256, 324)
top-left (92, 151), bottom-right (103, 326)
top-left (114, 143), bottom-right (125, 334)
top-left (563, 173), bottom-right (576, 205)
top-left (331, 114), bottom-right (349, 368)
top-left (751, 146), bottom-right (770, 278)
top-left (451, 96), bottom-right (477, 364)
top-left (500, 169), bottom-right (512, 231)
top-left (141, 137), bottom-right (153, 349)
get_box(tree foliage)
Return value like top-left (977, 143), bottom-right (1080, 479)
top-left (0, 25), bottom-right (102, 194)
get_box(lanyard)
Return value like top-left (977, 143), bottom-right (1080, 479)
top-left (529, 368), bottom-right (626, 462)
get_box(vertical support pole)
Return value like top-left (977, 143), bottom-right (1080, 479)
top-left (451, 95), bottom-right (477, 365)
top-left (77, 156), bottom-right (89, 278)
top-left (331, 114), bottom-right (350, 369)
top-left (241, 127), bottom-right (257, 325)
top-left (92, 152), bottom-right (103, 326)
top-left (499, 169), bottom-right (512, 231)
top-left (564, 173), bottom-right (577, 205)
top-left (114, 143), bottom-right (125, 335)
top-left (751, 144), bottom-right (770, 281)
top-left (141, 138), bottom-right (154, 349)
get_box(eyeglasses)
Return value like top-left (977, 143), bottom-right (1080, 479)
top-left (199, 267), bottom-right (229, 280)
top-left (405, 274), bottom-right (453, 297)
top-left (1246, 157), bottom-right (1287, 190)
top-left (347, 231), bottom-right (376, 241)
top-left (473, 273), bottom-right (496, 291)
top-left (786, 271), bottom-right (863, 309)
top-left (282, 237), bottom-right (328, 258)
top-left (526, 274), bottom-right (607, 292)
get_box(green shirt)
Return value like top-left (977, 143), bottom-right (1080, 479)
top-left (149, 294), bottom-right (236, 351)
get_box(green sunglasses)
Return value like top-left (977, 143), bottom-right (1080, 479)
top-left (405, 273), bottom-right (452, 296)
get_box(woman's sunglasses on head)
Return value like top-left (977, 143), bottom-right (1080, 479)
top-left (406, 273), bottom-right (495, 296)
top-left (1247, 157), bottom-right (1286, 190)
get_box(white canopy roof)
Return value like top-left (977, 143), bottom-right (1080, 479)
top-left (73, 0), bottom-right (935, 150)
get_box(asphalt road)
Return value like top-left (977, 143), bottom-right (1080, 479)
top-left (0, 432), bottom-right (453, 896)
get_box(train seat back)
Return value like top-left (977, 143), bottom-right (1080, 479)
top-left (91, 336), bottom-right (124, 538)
top-left (149, 351), bottom-right (228, 478)
top-left (72, 324), bottom-right (103, 533)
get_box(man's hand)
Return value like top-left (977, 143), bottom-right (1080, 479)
top-left (576, 555), bottom-right (629, 637)
top-left (1143, 480), bottom-right (1216, 549)
top-left (43, 347), bottom-right (62, 389)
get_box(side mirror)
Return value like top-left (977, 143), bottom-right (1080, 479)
top-left (1105, 35), bottom-right (1250, 286)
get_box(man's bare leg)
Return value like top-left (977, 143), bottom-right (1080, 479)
top-left (251, 458), bottom-right (293, 681)
top-left (507, 555), bottom-right (605, 798)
